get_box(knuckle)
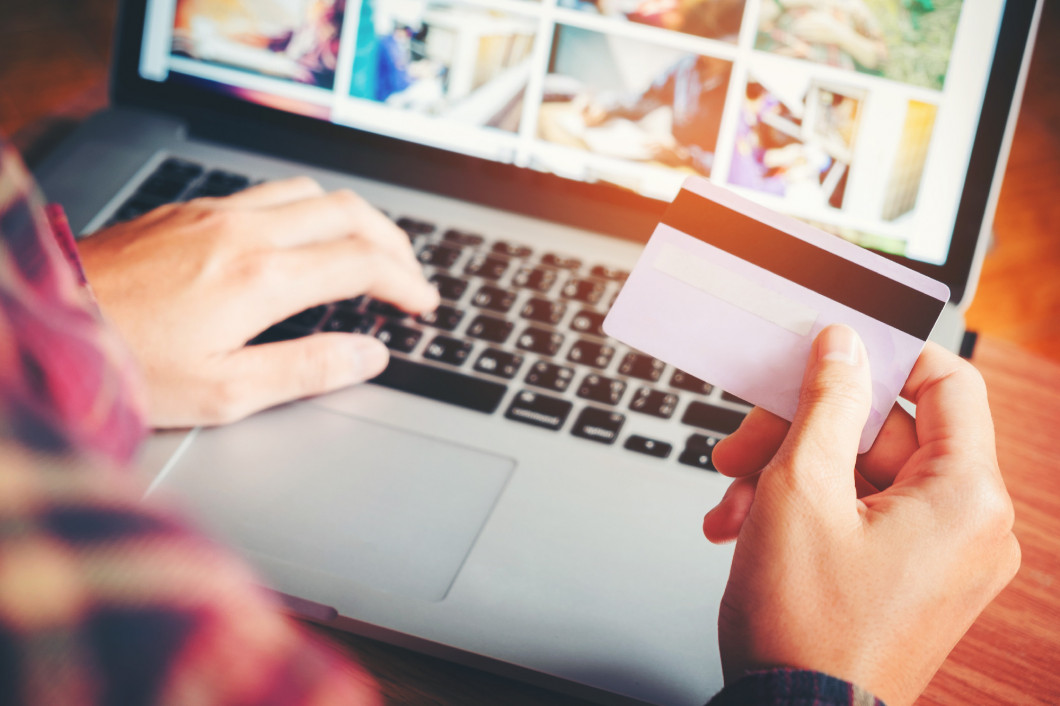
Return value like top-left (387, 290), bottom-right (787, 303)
top-left (931, 354), bottom-right (988, 400)
top-left (952, 357), bottom-right (988, 395)
top-left (358, 248), bottom-right (389, 279)
top-left (229, 250), bottom-right (279, 287)
top-left (295, 341), bottom-right (348, 395)
top-left (289, 175), bottom-right (324, 194)
top-left (185, 206), bottom-right (240, 237)
top-left (202, 376), bottom-right (249, 425)
top-left (763, 444), bottom-right (823, 497)
top-left (960, 468), bottom-right (1015, 538)
top-left (331, 188), bottom-right (367, 214)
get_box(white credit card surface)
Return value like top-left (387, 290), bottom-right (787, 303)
top-left (603, 177), bottom-right (950, 453)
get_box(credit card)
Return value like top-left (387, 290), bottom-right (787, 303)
top-left (603, 177), bottom-right (950, 453)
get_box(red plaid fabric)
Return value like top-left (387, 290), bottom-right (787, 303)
top-left (0, 137), bottom-right (380, 705)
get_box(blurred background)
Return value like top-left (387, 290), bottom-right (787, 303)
top-left (2, 0), bottom-right (1057, 362)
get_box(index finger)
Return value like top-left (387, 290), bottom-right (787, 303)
top-left (902, 342), bottom-right (996, 458)
top-left (250, 238), bottom-right (440, 334)
top-left (251, 190), bottom-right (422, 272)
top-left (207, 176), bottom-right (326, 209)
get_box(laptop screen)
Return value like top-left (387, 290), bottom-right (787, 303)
top-left (136, 1), bottom-right (1010, 268)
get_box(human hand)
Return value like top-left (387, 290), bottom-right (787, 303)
top-left (702, 325), bottom-right (1020, 706)
top-left (78, 177), bottom-right (439, 428)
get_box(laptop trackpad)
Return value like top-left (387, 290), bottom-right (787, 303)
top-left (147, 403), bottom-right (514, 602)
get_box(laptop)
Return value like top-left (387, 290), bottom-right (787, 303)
top-left (33, 1), bottom-right (1043, 704)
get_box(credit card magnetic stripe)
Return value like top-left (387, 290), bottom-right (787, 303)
top-left (661, 188), bottom-right (946, 340)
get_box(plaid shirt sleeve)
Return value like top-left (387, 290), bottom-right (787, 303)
top-left (707, 669), bottom-right (887, 706)
top-left (0, 136), bottom-right (381, 705)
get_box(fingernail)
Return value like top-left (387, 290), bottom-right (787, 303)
top-left (817, 324), bottom-right (862, 366)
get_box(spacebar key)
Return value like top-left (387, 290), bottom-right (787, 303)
top-left (370, 357), bottom-right (507, 414)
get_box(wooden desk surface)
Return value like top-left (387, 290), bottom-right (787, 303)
top-left (920, 337), bottom-right (1060, 706)
top-left (314, 335), bottom-right (1060, 706)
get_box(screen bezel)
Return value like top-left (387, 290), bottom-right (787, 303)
top-left (110, 0), bottom-right (1039, 303)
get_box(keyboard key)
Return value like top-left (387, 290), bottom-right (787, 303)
top-left (567, 339), bottom-right (615, 369)
top-left (678, 447), bottom-right (717, 471)
top-left (376, 323), bottom-right (422, 353)
top-left (569, 309), bottom-right (607, 338)
top-left (629, 387), bottom-right (679, 419)
top-left (367, 299), bottom-right (407, 318)
top-left (577, 374), bottom-right (626, 405)
top-left (571, 407), bottom-right (625, 445)
top-left (542, 253), bottom-right (581, 269)
top-left (467, 314), bottom-right (514, 344)
top-left (396, 217), bottom-right (436, 236)
top-left (419, 243), bottom-right (462, 269)
top-left (417, 304), bottom-right (464, 331)
top-left (474, 348), bottom-right (524, 379)
top-left (322, 309), bottom-right (374, 334)
top-left (681, 401), bottom-right (746, 435)
top-left (371, 358), bottom-right (506, 414)
top-left (521, 297), bottom-right (566, 325)
top-left (721, 391), bottom-right (752, 407)
top-left (190, 170), bottom-right (250, 197)
top-left (512, 266), bottom-right (557, 292)
top-left (589, 264), bottom-right (629, 281)
top-left (619, 352), bottom-right (665, 382)
top-left (472, 284), bottom-right (516, 313)
top-left (670, 370), bottom-right (714, 395)
top-left (423, 335), bottom-right (473, 366)
top-left (623, 435), bottom-right (672, 459)
top-left (505, 390), bottom-right (573, 431)
top-left (560, 277), bottom-right (606, 305)
top-left (155, 157), bottom-right (204, 182)
top-left (430, 274), bottom-right (468, 301)
top-left (464, 254), bottom-right (509, 281)
top-left (677, 433), bottom-right (721, 471)
top-left (138, 173), bottom-right (191, 201)
top-left (492, 241), bottom-right (533, 258)
top-left (685, 433), bottom-right (720, 452)
top-left (525, 361), bottom-right (575, 392)
top-left (516, 327), bottom-right (564, 356)
top-left (443, 228), bottom-right (482, 246)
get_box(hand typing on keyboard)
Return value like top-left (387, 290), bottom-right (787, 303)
top-left (78, 176), bottom-right (439, 427)
top-left (702, 325), bottom-right (1019, 706)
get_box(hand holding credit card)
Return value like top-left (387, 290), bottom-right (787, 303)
top-left (603, 177), bottom-right (950, 453)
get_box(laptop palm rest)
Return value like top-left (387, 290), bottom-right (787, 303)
top-left (145, 402), bottom-right (515, 602)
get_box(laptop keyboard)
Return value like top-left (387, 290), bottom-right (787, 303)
top-left (107, 157), bottom-right (753, 470)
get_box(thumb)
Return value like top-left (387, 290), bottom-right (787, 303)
top-left (211, 333), bottom-right (390, 424)
top-left (768, 324), bottom-right (872, 513)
